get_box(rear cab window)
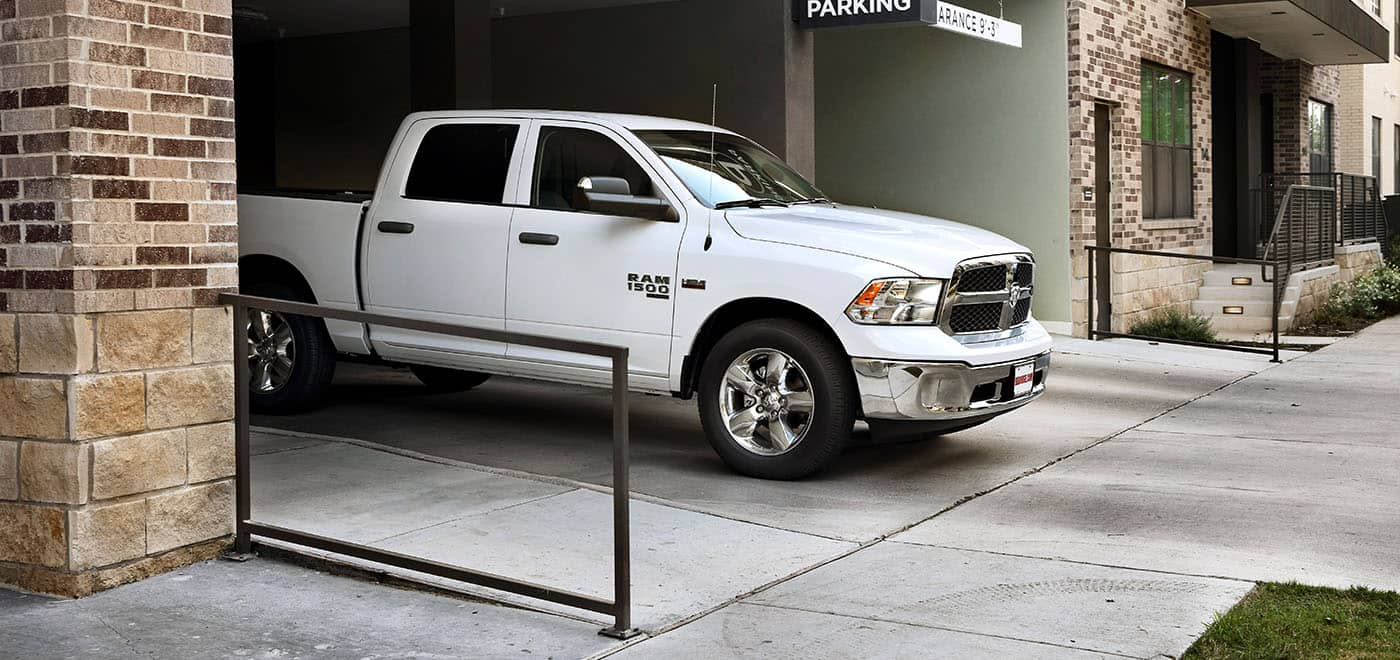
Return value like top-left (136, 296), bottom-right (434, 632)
top-left (404, 123), bottom-right (520, 204)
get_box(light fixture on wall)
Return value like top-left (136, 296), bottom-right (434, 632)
top-left (1222, 306), bottom-right (1246, 315)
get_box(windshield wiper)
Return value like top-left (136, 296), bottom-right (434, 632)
top-left (715, 198), bottom-right (790, 210)
top-left (790, 197), bottom-right (833, 205)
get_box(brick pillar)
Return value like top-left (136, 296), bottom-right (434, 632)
top-left (0, 0), bottom-right (237, 596)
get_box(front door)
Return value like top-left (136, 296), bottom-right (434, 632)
top-left (362, 118), bottom-right (527, 361)
top-left (504, 121), bottom-right (685, 383)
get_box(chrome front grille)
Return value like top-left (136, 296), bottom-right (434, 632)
top-left (941, 254), bottom-right (1035, 339)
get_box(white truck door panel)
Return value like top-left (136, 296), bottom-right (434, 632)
top-left (505, 122), bottom-right (684, 379)
top-left (362, 119), bottom-right (527, 359)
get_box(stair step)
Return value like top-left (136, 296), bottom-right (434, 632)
top-left (1202, 271), bottom-right (1276, 287)
top-left (1193, 300), bottom-right (1295, 318)
top-left (1206, 315), bottom-right (1293, 332)
top-left (1196, 285), bottom-right (1298, 302)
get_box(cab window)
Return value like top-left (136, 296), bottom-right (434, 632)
top-left (404, 123), bottom-right (518, 204)
top-left (533, 127), bottom-right (654, 211)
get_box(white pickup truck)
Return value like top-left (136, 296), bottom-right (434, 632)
top-left (238, 110), bottom-right (1050, 479)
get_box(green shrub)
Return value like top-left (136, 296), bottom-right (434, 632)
top-left (1129, 307), bottom-right (1219, 344)
top-left (1313, 263), bottom-right (1400, 327)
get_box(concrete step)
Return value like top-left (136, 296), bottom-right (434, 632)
top-left (1205, 314), bottom-right (1293, 333)
top-left (1193, 299), bottom-right (1295, 318)
top-left (1202, 270), bottom-right (1275, 287)
top-left (1196, 285), bottom-right (1297, 302)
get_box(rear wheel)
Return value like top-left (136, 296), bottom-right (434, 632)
top-left (243, 281), bottom-right (336, 415)
top-left (697, 319), bottom-right (855, 480)
top-left (410, 365), bottom-right (492, 392)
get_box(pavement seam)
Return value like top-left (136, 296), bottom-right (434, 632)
top-left (888, 541), bottom-right (1257, 586)
top-left (737, 601), bottom-right (1145, 659)
top-left (1128, 426), bottom-right (1400, 451)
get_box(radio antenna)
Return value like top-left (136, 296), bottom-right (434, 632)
top-left (704, 83), bottom-right (717, 251)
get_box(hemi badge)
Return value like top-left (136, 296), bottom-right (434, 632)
top-left (681, 279), bottom-right (707, 290)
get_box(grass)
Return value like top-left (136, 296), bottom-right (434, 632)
top-left (1185, 583), bottom-right (1400, 659)
top-left (1128, 306), bottom-right (1219, 344)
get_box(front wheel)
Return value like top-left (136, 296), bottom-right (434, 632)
top-left (697, 319), bottom-right (856, 480)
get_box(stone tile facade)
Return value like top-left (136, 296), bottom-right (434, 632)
top-left (1067, 0), bottom-right (1214, 335)
top-left (0, 0), bottom-right (237, 597)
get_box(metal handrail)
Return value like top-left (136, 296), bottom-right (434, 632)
top-left (1084, 246), bottom-right (1281, 363)
top-left (1259, 183), bottom-right (1336, 286)
top-left (220, 293), bottom-right (640, 639)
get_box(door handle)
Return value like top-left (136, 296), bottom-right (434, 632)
top-left (377, 221), bottom-right (415, 234)
top-left (518, 232), bottom-right (559, 246)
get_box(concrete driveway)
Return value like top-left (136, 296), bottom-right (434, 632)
top-left (7, 323), bottom-right (1395, 659)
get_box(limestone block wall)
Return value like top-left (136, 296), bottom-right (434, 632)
top-left (0, 0), bottom-right (237, 596)
top-left (1291, 245), bottom-right (1384, 325)
top-left (1106, 246), bottom-right (1211, 332)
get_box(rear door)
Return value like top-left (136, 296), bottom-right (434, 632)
top-left (504, 121), bottom-right (686, 383)
top-left (362, 117), bottom-right (527, 361)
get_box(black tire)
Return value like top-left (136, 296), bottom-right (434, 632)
top-left (697, 319), bottom-right (856, 480)
top-left (410, 365), bottom-right (492, 392)
top-left (243, 281), bottom-right (336, 415)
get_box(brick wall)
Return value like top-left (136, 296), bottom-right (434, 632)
top-left (1261, 55), bottom-right (1342, 175)
top-left (1068, 0), bottom-right (1213, 334)
top-left (0, 0), bottom-right (237, 596)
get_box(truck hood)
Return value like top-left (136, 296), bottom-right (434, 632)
top-left (724, 204), bottom-right (1029, 277)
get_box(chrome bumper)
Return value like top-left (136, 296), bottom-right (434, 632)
top-left (852, 352), bottom-right (1050, 421)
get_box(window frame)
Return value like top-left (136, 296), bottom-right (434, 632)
top-left (1140, 61), bottom-right (1195, 220)
top-left (1307, 99), bottom-right (1334, 174)
top-left (400, 121), bottom-right (524, 206)
top-left (1373, 116), bottom-right (1383, 182)
top-left (526, 123), bottom-right (674, 216)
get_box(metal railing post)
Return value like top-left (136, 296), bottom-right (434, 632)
top-left (601, 349), bottom-right (639, 639)
top-left (1086, 246), bottom-right (1096, 340)
top-left (232, 301), bottom-right (252, 555)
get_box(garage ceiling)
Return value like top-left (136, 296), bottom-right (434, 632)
top-left (233, 0), bottom-right (678, 41)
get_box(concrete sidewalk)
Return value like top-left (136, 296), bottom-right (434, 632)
top-left (6, 325), bottom-right (1392, 659)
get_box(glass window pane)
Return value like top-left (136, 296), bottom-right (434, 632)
top-left (1143, 142), bottom-right (1155, 219)
top-left (1141, 66), bottom-right (1155, 143)
top-left (1174, 146), bottom-right (1192, 217)
top-left (1156, 72), bottom-right (1173, 145)
top-left (1154, 145), bottom-right (1174, 219)
top-left (534, 126), bottom-right (654, 211)
top-left (405, 124), bottom-right (519, 204)
top-left (1174, 75), bottom-right (1191, 146)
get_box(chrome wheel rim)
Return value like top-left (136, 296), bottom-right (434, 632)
top-left (718, 348), bottom-right (815, 456)
top-left (247, 309), bottom-right (295, 393)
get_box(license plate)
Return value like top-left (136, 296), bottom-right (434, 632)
top-left (1012, 362), bottom-right (1035, 397)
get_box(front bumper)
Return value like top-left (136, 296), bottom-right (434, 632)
top-left (852, 352), bottom-right (1051, 421)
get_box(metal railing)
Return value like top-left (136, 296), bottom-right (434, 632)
top-left (1255, 173), bottom-right (1387, 266)
top-left (1259, 183), bottom-right (1338, 284)
top-left (1085, 246), bottom-right (1282, 363)
top-left (221, 293), bottom-right (641, 640)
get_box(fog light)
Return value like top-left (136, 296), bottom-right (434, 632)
top-left (1231, 277), bottom-right (1253, 286)
top-left (1222, 306), bottom-right (1245, 315)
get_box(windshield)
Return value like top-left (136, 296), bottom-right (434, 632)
top-left (634, 130), bottom-right (826, 208)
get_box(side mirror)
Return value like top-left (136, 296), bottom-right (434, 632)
top-left (575, 176), bottom-right (679, 222)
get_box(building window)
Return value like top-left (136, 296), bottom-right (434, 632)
top-left (1393, 124), bottom-right (1399, 193)
top-left (1140, 62), bottom-right (1193, 220)
top-left (1374, 117), bottom-right (1383, 181)
top-left (1308, 99), bottom-right (1334, 173)
top-left (1395, 0), bottom-right (1399, 57)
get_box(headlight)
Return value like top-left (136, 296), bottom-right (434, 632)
top-left (846, 278), bottom-right (945, 325)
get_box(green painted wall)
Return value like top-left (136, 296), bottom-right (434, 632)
top-left (814, 0), bottom-right (1071, 323)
